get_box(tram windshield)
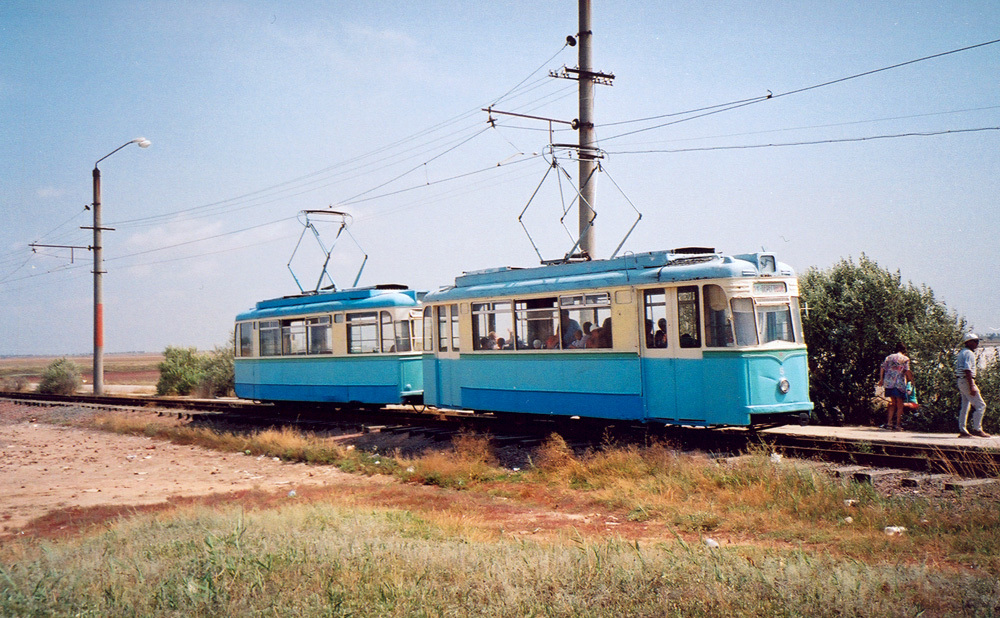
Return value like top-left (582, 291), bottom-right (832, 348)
top-left (757, 302), bottom-right (796, 344)
top-left (731, 286), bottom-right (802, 347)
top-left (730, 298), bottom-right (757, 346)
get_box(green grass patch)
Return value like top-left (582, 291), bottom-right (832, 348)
top-left (2, 504), bottom-right (998, 617)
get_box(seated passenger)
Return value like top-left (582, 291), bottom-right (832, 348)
top-left (580, 322), bottom-right (593, 347)
top-left (645, 319), bottom-right (654, 348)
top-left (561, 310), bottom-right (582, 348)
top-left (655, 318), bottom-right (667, 348)
top-left (496, 337), bottom-right (507, 350)
top-left (601, 318), bottom-right (613, 348)
top-left (568, 330), bottom-right (584, 348)
top-left (545, 334), bottom-right (560, 349)
top-left (586, 327), bottom-right (602, 348)
top-left (532, 339), bottom-right (543, 349)
top-left (680, 333), bottom-right (698, 348)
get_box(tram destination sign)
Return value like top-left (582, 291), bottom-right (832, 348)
top-left (753, 281), bottom-right (788, 295)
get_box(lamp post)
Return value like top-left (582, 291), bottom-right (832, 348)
top-left (91, 137), bottom-right (150, 396)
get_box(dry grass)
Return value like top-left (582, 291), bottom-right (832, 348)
top-left (0, 353), bottom-right (162, 387)
top-left (5, 409), bottom-right (999, 616)
top-left (2, 502), bottom-right (998, 617)
top-left (83, 415), bottom-right (1000, 571)
top-left (91, 414), bottom-right (351, 466)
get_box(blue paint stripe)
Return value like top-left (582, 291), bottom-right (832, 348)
top-left (461, 387), bottom-right (643, 420)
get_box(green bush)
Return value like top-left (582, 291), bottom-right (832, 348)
top-left (199, 340), bottom-right (234, 398)
top-left (156, 346), bottom-right (204, 396)
top-left (156, 342), bottom-right (234, 397)
top-left (37, 358), bottom-right (81, 395)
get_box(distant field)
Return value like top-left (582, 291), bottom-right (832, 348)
top-left (0, 353), bottom-right (162, 385)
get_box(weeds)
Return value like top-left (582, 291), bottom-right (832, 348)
top-left (9, 410), bottom-right (999, 615)
top-left (2, 505), bottom-right (998, 617)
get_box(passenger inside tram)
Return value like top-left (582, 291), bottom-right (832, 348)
top-left (560, 310), bottom-right (582, 348)
top-left (654, 318), bottom-right (667, 348)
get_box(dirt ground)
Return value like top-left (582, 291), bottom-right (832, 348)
top-left (4, 399), bottom-right (996, 542)
top-left (0, 402), bottom-right (635, 541)
top-left (0, 404), bottom-right (384, 535)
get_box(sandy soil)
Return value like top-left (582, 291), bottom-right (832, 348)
top-left (0, 417), bottom-right (367, 534)
top-left (0, 403), bottom-right (640, 542)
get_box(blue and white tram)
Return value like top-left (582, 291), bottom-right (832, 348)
top-left (234, 285), bottom-right (425, 405)
top-left (420, 249), bottom-right (813, 426)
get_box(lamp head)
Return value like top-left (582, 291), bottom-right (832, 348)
top-left (133, 137), bottom-right (151, 148)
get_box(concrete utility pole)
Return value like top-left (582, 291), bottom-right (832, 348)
top-left (577, 0), bottom-right (597, 258)
top-left (90, 137), bottom-right (150, 396)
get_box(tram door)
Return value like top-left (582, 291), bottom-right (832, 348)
top-left (641, 287), bottom-right (706, 424)
top-left (671, 286), bottom-right (707, 422)
top-left (640, 289), bottom-right (680, 422)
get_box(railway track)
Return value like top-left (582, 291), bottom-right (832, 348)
top-left (2, 391), bottom-right (998, 479)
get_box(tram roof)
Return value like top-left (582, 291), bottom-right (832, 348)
top-left (236, 285), bottom-right (423, 320)
top-left (424, 249), bottom-right (795, 302)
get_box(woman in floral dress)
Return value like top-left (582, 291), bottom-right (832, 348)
top-left (878, 343), bottom-right (914, 431)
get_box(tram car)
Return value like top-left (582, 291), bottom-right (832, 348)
top-left (234, 284), bottom-right (425, 405)
top-left (420, 248), bottom-right (813, 426)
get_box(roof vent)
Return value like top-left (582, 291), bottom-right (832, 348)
top-left (672, 246), bottom-right (716, 254)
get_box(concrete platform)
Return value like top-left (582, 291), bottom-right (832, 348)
top-left (762, 424), bottom-right (1000, 450)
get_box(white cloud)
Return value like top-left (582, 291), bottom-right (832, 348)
top-left (36, 187), bottom-right (66, 199)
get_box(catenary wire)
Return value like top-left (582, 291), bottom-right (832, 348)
top-left (600, 37), bottom-right (1000, 143)
top-left (605, 127), bottom-right (1000, 155)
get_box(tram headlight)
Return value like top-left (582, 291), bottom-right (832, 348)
top-left (778, 378), bottom-right (790, 394)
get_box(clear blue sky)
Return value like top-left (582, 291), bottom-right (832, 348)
top-left (2, 1), bottom-right (998, 356)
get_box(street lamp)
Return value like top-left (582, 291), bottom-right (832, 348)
top-left (91, 137), bottom-right (150, 396)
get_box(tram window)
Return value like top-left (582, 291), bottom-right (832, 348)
top-left (347, 312), bottom-right (379, 354)
top-left (643, 290), bottom-right (669, 348)
top-left (409, 311), bottom-right (423, 351)
top-left (259, 320), bottom-right (280, 356)
top-left (436, 306), bottom-right (449, 352)
top-left (559, 293), bottom-right (611, 349)
top-left (472, 301), bottom-right (513, 350)
top-left (757, 303), bottom-right (795, 343)
top-left (394, 319), bottom-right (412, 352)
top-left (791, 296), bottom-right (804, 344)
top-left (731, 298), bottom-right (758, 346)
top-left (306, 316), bottom-right (332, 354)
top-left (281, 319), bottom-right (307, 355)
top-left (450, 304), bottom-right (460, 351)
top-left (677, 286), bottom-right (701, 348)
top-left (380, 311), bottom-right (395, 352)
top-left (703, 285), bottom-right (734, 348)
top-left (237, 323), bottom-right (254, 357)
top-left (514, 298), bottom-right (559, 350)
top-left (422, 307), bottom-right (433, 352)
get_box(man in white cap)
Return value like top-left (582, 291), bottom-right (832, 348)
top-left (956, 332), bottom-right (989, 437)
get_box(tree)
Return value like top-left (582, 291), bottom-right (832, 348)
top-left (37, 358), bottom-right (81, 395)
top-left (798, 254), bottom-right (993, 430)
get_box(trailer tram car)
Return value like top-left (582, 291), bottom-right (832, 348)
top-left (421, 248), bottom-right (813, 426)
top-left (234, 285), bottom-right (425, 405)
